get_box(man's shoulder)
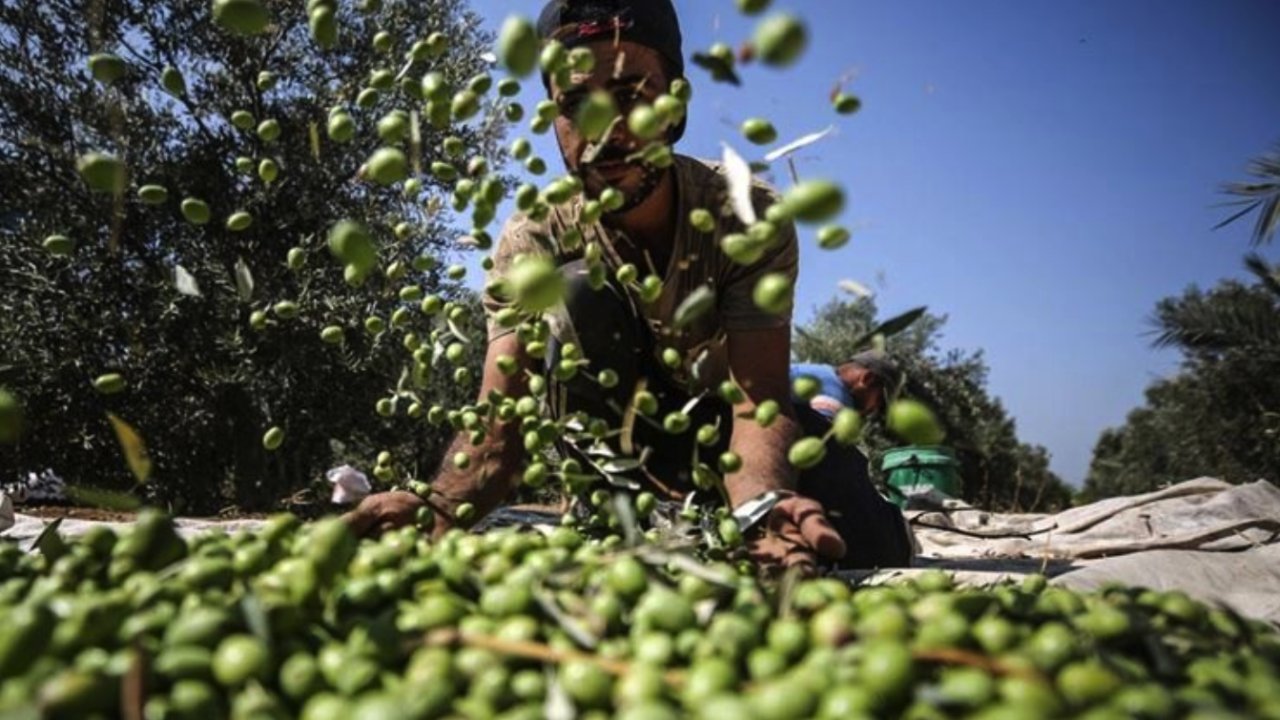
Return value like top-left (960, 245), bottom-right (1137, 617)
top-left (675, 154), bottom-right (785, 204)
top-left (495, 204), bottom-right (577, 258)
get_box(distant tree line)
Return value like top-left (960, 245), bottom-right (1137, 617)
top-left (1082, 143), bottom-right (1280, 500)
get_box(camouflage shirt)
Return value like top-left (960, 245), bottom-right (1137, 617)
top-left (484, 154), bottom-right (798, 393)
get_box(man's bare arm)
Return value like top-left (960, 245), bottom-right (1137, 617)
top-left (345, 333), bottom-right (532, 536)
top-left (724, 325), bottom-right (799, 507)
top-left (428, 332), bottom-right (531, 519)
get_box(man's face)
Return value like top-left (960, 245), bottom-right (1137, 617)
top-left (847, 367), bottom-right (887, 417)
top-left (549, 40), bottom-right (670, 205)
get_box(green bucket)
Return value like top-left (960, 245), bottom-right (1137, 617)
top-left (881, 446), bottom-right (961, 508)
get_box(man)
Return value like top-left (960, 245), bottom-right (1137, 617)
top-left (791, 350), bottom-right (901, 420)
top-left (348, 0), bottom-right (913, 572)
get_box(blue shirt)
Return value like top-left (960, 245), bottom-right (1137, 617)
top-left (790, 363), bottom-right (854, 418)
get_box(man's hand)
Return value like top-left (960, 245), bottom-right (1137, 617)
top-left (746, 493), bottom-right (846, 576)
top-left (343, 491), bottom-right (441, 538)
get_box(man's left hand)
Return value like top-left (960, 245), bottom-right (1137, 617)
top-left (746, 493), bottom-right (846, 576)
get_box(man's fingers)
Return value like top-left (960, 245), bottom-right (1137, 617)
top-left (776, 497), bottom-right (846, 561)
top-left (796, 507), bottom-right (846, 560)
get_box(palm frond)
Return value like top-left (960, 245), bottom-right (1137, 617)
top-left (1243, 252), bottom-right (1280, 298)
top-left (1217, 142), bottom-right (1280, 246)
top-left (1152, 283), bottom-right (1280, 353)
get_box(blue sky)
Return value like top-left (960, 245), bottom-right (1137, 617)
top-left (464, 0), bottom-right (1280, 487)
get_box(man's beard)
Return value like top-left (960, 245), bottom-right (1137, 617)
top-left (576, 145), bottom-right (668, 215)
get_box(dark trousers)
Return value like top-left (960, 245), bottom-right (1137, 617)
top-left (546, 261), bottom-right (912, 570)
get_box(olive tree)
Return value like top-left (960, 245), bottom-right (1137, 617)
top-left (0, 0), bottom-right (506, 513)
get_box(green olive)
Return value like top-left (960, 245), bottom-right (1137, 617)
top-left (42, 235), bottom-right (75, 257)
top-left (496, 15), bottom-right (540, 76)
top-left (1056, 660), bottom-right (1122, 708)
top-left (628, 105), bottom-right (663, 140)
top-left (742, 118), bottom-right (778, 145)
top-left (690, 208), bottom-right (716, 233)
top-left (211, 634), bottom-right (270, 687)
top-left (256, 119), bottom-right (281, 142)
top-left (886, 399), bottom-right (945, 446)
top-left (376, 111), bottom-right (409, 143)
top-left (792, 376), bottom-right (821, 402)
top-left (93, 373), bottom-right (127, 395)
top-left (77, 153), bottom-right (127, 194)
top-left (213, 0), bottom-right (271, 35)
top-left (366, 147), bottom-right (409, 185)
top-left (320, 326), bottom-right (344, 345)
top-left (817, 225), bottom-right (851, 250)
top-left (576, 91), bottom-right (619, 142)
top-left (224, 210), bottom-right (252, 231)
top-left (787, 437), bottom-right (827, 469)
top-left (262, 426), bottom-right (284, 451)
top-left (257, 158), bottom-right (279, 183)
top-left (753, 13), bottom-right (808, 67)
top-left (833, 93), bottom-right (862, 115)
top-left (327, 112), bottom-right (355, 142)
top-left (88, 53), bottom-right (127, 84)
top-left (783, 180), bottom-right (845, 223)
top-left (747, 270), bottom-right (788, 312)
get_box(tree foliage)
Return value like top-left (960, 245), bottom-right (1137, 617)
top-left (0, 0), bottom-right (503, 513)
top-left (794, 298), bottom-right (1073, 512)
top-left (1082, 261), bottom-right (1280, 500)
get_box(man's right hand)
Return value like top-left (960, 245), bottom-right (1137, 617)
top-left (746, 493), bottom-right (847, 578)
top-left (343, 491), bottom-right (441, 538)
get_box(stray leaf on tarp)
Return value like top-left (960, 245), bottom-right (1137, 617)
top-left (108, 412), bottom-right (153, 483)
top-left (65, 485), bottom-right (142, 511)
top-left (33, 517), bottom-right (68, 561)
top-left (721, 143), bottom-right (757, 226)
top-left (234, 257), bottom-right (254, 302)
top-left (173, 265), bottom-right (201, 297)
top-left (764, 125), bottom-right (835, 163)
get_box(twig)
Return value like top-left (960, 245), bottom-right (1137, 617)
top-left (912, 647), bottom-right (1045, 681)
top-left (424, 629), bottom-right (687, 687)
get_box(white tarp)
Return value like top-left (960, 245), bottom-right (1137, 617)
top-left (5, 479), bottom-right (1279, 622)
top-left (847, 478), bottom-right (1280, 623)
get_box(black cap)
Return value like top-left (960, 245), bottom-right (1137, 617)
top-left (537, 0), bottom-right (684, 79)
top-left (536, 0), bottom-right (687, 142)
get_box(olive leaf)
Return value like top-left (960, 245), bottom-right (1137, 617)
top-left (838, 279), bottom-right (872, 298)
top-left (691, 51), bottom-right (741, 85)
top-left (721, 143), bottom-right (757, 226)
top-left (107, 412), bottom-right (153, 484)
top-left (240, 593), bottom-right (273, 650)
top-left (173, 265), bottom-right (202, 297)
top-left (32, 517), bottom-right (67, 560)
top-left (233, 257), bottom-right (254, 303)
top-left (446, 318), bottom-right (471, 344)
top-left (848, 306), bottom-right (929, 352)
top-left (533, 588), bottom-right (599, 649)
top-left (673, 285), bottom-right (715, 329)
top-left (764, 125), bottom-right (835, 163)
